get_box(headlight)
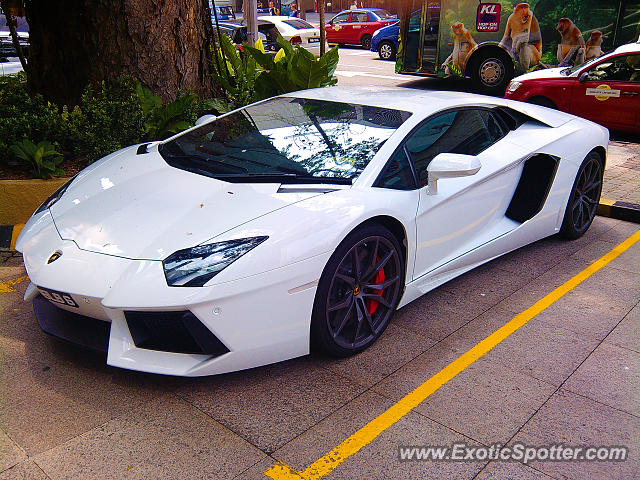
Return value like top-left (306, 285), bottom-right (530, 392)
top-left (163, 236), bottom-right (268, 287)
top-left (372, 28), bottom-right (382, 38)
top-left (34, 176), bottom-right (76, 215)
top-left (507, 81), bottom-right (522, 93)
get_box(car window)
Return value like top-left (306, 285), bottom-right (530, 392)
top-left (372, 10), bottom-right (394, 19)
top-left (258, 24), bottom-right (279, 41)
top-left (352, 12), bottom-right (369, 22)
top-left (586, 54), bottom-right (640, 82)
top-left (331, 13), bottom-right (351, 23)
top-left (283, 19), bottom-right (314, 29)
top-left (404, 109), bottom-right (497, 187)
top-left (375, 148), bottom-right (416, 190)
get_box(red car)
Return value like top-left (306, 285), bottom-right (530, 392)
top-left (325, 8), bottom-right (397, 50)
top-left (505, 42), bottom-right (640, 134)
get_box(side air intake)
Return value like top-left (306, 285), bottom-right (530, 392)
top-left (506, 154), bottom-right (559, 223)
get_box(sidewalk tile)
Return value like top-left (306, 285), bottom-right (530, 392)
top-left (33, 394), bottom-right (265, 480)
top-left (511, 389), bottom-right (640, 480)
top-left (174, 357), bottom-right (366, 454)
top-left (563, 342), bottom-right (640, 417)
top-left (605, 303), bottom-right (640, 353)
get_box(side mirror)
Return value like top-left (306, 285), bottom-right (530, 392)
top-left (427, 153), bottom-right (481, 195)
top-left (195, 114), bottom-right (217, 126)
top-left (578, 72), bottom-right (589, 83)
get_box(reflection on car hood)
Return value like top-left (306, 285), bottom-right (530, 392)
top-left (50, 145), bottom-right (325, 260)
top-left (513, 67), bottom-right (568, 82)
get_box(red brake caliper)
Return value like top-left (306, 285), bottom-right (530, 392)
top-left (366, 256), bottom-right (385, 315)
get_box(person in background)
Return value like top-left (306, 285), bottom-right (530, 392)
top-left (290, 3), bottom-right (299, 17)
top-left (268, 1), bottom-right (279, 15)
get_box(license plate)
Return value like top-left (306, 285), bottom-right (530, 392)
top-left (308, 37), bottom-right (320, 43)
top-left (39, 287), bottom-right (79, 308)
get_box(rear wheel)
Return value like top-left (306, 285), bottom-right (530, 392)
top-left (471, 49), bottom-right (513, 96)
top-left (560, 152), bottom-right (603, 239)
top-left (361, 34), bottom-right (372, 50)
top-left (378, 40), bottom-right (396, 60)
top-left (311, 224), bottom-right (404, 357)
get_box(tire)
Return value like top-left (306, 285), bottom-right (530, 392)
top-left (527, 96), bottom-right (557, 109)
top-left (378, 40), bottom-right (396, 60)
top-left (560, 152), bottom-right (604, 239)
top-left (361, 34), bottom-right (372, 50)
top-left (311, 224), bottom-right (404, 357)
top-left (471, 49), bottom-right (514, 96)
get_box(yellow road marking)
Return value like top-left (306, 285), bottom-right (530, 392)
top-left (10, 224), bottom-right (24, 250)
top-left (0, 275), bottom-right (28, 293)
top-left (265, 229), bottom-right (640, 480)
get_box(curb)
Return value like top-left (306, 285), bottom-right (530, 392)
top-left (1, 201), bottom-right (638, 252)
top-left (597, 199), bottom-right (640, 224)
top-left (0, 224), bottom-right (24, 251)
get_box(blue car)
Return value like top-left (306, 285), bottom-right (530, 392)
top-left (370, 21), bottom-right (399, 60)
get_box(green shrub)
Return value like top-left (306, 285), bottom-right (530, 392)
top-left (68, 76), bottom-right (146, 163)
top-left (9, 139), bottom-right (64, 179)
top-left (135, 83), bottom-right (197, 141)
top-left (245, 36), bottom-right (339, 99)
top-left (0, 72), bottom-right (65, 166)
top-left (211, 32), bottom-right (263, 111)
top-left (211, 34), bottom-right (340, 112)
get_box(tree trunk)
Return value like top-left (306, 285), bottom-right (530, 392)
top-left (319, 0), bottom-right (325, 56)
top-left (24, 0), bottom-right (216, 106)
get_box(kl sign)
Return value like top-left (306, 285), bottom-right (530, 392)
top-left (476, 3), bottom-right (501, 32)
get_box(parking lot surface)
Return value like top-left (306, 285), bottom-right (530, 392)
top-left (1, 214), bottom-right (639, 480)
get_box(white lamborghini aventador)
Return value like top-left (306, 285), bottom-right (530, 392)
top-left (16, 87), bottom-right (608, 376)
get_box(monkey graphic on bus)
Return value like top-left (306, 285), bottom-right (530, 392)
top-left (499, 3), bottom-right (542, 70)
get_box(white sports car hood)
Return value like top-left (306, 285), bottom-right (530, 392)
top-left (49, 145), bottom-right (324, 260)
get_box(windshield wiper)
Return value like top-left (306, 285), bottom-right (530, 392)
top-left (210, 173), bottom-right (353, 185)
top-left (162, 152), bottom-right (248, 174)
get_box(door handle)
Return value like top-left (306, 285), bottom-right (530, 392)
top-left (621, 91), bottom-right (639, 96)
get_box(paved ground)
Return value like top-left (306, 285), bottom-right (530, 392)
top-left (2, 42), bottom-right (640, 480)
top-left (1, 216), bottom-right (639, 480)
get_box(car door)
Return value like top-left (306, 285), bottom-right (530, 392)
top-left (570, 54), bottom-right (640, 130)
top-left (404, 108), bottom-right (529, 280)
top-left (349, 11), bottom-right (370, 43)
top-left (327, 12), bottom-right (351, 44)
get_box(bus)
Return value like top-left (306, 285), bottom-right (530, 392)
top-left (396, 0), bottom-right (640, 95)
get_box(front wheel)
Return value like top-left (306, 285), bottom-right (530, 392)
top-left (560, 152), bottom-right (604, 239)
top-left (311, 224), bottom-right (404, 357)
top-left (378, 40), bottom-right (396, 60)
top-left (361, 34), bottom-right (372, 50)
top-left (471, 50), bottom-right (513, 96)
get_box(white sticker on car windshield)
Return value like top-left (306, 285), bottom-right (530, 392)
top-left (586, 85), bottom-right (621, 101)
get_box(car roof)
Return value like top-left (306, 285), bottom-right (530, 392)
top-left (339, 8), bottom-right (387, 12)
top-left (258, 15), bottom-right (312, 22)
top-left (288, 86), bottom-right (574, 127)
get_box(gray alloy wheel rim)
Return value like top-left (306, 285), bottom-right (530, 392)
top-left (479, 58), bottom-right (505, 86)
top-left (325, 235), bottom-right (401, 350)
top-left (571, 156), bottom-right (602, 232)
top-left (380, 43), bottom-right (393, 59)
top-left (362, 36), bottom-right (372, 49)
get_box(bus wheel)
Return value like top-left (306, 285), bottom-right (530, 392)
top-left (471, 50), bottom-right (513, 96)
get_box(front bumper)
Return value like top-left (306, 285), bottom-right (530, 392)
top-left (19, 212), bottom-right (330, 376)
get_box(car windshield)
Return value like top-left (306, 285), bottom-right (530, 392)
top-left (564, 56), bottom-right (603, 75)
top-left (372, 9), bottom-right (394, 19)
top-left (283, 19), bottom-right (314, 29)
top-left (160, 97), bottom-right (411, 184)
